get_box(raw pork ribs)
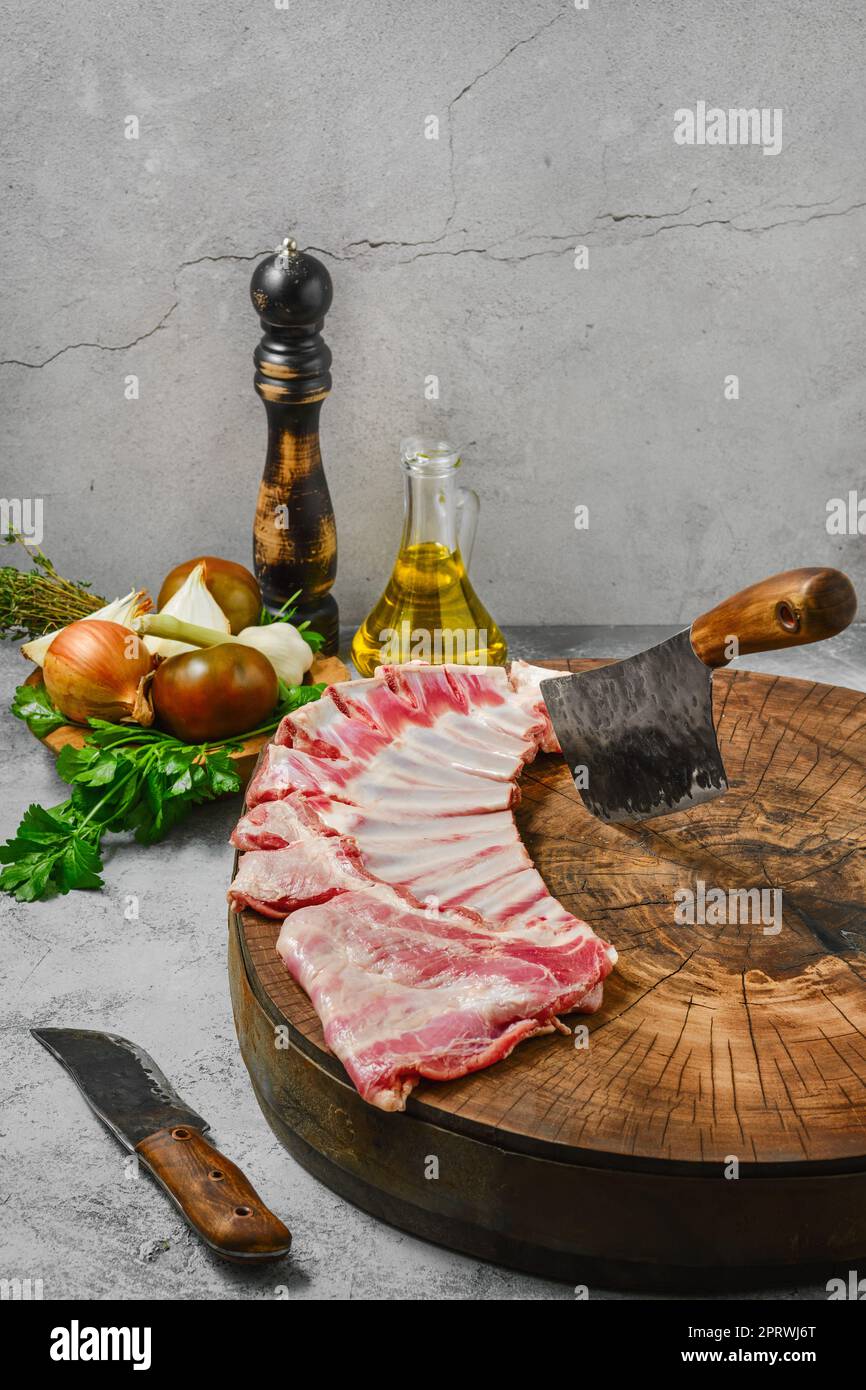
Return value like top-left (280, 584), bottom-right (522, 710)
top-left (228, 661), bottom-right (616, 1111)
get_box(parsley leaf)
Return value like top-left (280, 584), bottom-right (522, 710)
top-left (10, 683), bottom-right (68, 737)
top-left (275, 681), bottom-right (327, 717)
top-left (3, 674), bottom-right (326, 902)
top-left (0, 804), bottom-right (105, 900)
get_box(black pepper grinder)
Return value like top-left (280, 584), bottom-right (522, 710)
top-left (250, 237), bottom-right (338, 654)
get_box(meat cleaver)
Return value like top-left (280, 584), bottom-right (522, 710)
top-left (33, 1027), bottom-right (292, 1262)
top-left (541, 567), bottom-right (857, 823)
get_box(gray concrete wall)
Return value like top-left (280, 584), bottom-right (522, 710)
top-left (2, 0), bottom-right (864, 627)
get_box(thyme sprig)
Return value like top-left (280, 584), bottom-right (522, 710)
top-left (0, 533), bottom-right (104, 640)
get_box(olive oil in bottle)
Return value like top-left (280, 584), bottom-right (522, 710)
top-left (351, 439), bottom-right (507, 677)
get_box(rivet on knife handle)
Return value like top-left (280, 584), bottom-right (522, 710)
top-left (689, 566), bottom-right (858, 669)
top-left (135, 1126), bottom-right (292, 1263)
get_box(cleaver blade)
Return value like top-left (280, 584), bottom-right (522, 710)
top-left (541, 629), bottom-right (727, 823)
top-left (540, 567), bottom-right (858, 824)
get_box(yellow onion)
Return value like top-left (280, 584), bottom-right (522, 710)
top-left (43, 620), bottom-right (155, 726)
top-left (21, 589), bottom-right (153, 668)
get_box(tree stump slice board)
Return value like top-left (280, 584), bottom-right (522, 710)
top-left (228, 660), bottom-right (866, 1290)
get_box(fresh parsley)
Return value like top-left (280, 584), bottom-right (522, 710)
top-left (258, 592), bottom-right (326, 653)
top-left (10, 682), bottom-right (69, 737)
top-left (2, 678), bottom-right (326, 903)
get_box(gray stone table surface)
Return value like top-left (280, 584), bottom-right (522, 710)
top-left (1, 625), bottom-right (864, 1302)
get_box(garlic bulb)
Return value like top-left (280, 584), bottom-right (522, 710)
top-left (143, 562), bottom-right (230, 659)
top-left (236, 622), bottom-right (313, 686)
top-left (134, 610), bottom-right (314, 686)
top-left (21, 589), bottom-right (152, 667)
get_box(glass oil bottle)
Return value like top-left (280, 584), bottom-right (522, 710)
top-left (351, 438), bottom-right (507, 677)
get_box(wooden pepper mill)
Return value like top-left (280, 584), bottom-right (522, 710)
top-left (250, 237), bottom-right (338, 654)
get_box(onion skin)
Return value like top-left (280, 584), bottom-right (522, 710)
top-left (21, 589), bottom-right (152, 668)
top-left (151, 644), bottom-right (278, 743)
top-left (43, 620), bottom-right (155, 725)
top-left (158, 557), bottom-right (261, 635)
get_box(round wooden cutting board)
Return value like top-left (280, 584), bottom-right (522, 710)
top-left (229, 660), bottom-right (866, 1290)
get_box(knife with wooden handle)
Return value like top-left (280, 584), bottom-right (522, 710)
top-left (688, 566), bottom-right (858, 667)
top-left (541, 567), bottom-right (858, 823)
top-left (33, 1027), bottom-right (292, 1263)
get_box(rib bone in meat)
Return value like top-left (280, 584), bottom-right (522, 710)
top-left (228, 662), bottom-right (616, 1110)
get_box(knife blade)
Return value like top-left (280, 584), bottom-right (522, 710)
top-left (33, 1027), bottom-right (292, 1263)
top-left (541, 566), bottom-right (857, 823)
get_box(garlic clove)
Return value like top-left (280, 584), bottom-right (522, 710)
top-left (144, 562), bottom-right (231, 659)
top-left (237, 622), bottom-right (313, 687)
top-left (21, 589), bottom-right (152, 667)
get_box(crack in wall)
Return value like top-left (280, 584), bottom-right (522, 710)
top-left (3, 5), bottom-right (864, 371)
top-left (598, 194), bottom-right (699, 225)
top-left (594, 197), bottom-right (866, 244)
top-left (3, 193), bottom-right (864, 370)
top-left (0, 248), bottom-right (272, 370)
top-left (4, 191), bottom-right (864, 369)
top-left (175, 249), bottom-right (272, 271)
top-left (366, 195), bottom-right (866, 263)
top-left (0, 301), bottom-right (179, 371)
top-left (441, 7), bottom-right (569, 242)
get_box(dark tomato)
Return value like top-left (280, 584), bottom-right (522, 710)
top-left (158, 556), bottom-right (262, 635)
top-left (151, 643), bottom-right (278, 743)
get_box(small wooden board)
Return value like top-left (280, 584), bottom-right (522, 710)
top-left (229, 661), bottom-right (866, 1289)
top-left (24, 652), bottom-right (348, 784)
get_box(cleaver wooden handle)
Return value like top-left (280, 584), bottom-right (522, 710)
top-left (690, 567), bottom-right (857, 669)
top-left (135, 1125), bottom-right (292, 1263)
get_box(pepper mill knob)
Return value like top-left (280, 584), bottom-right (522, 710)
top-left (250, 238), bottom-right (338, 654)
top-left (250, 239), bottom-right (333, 332)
